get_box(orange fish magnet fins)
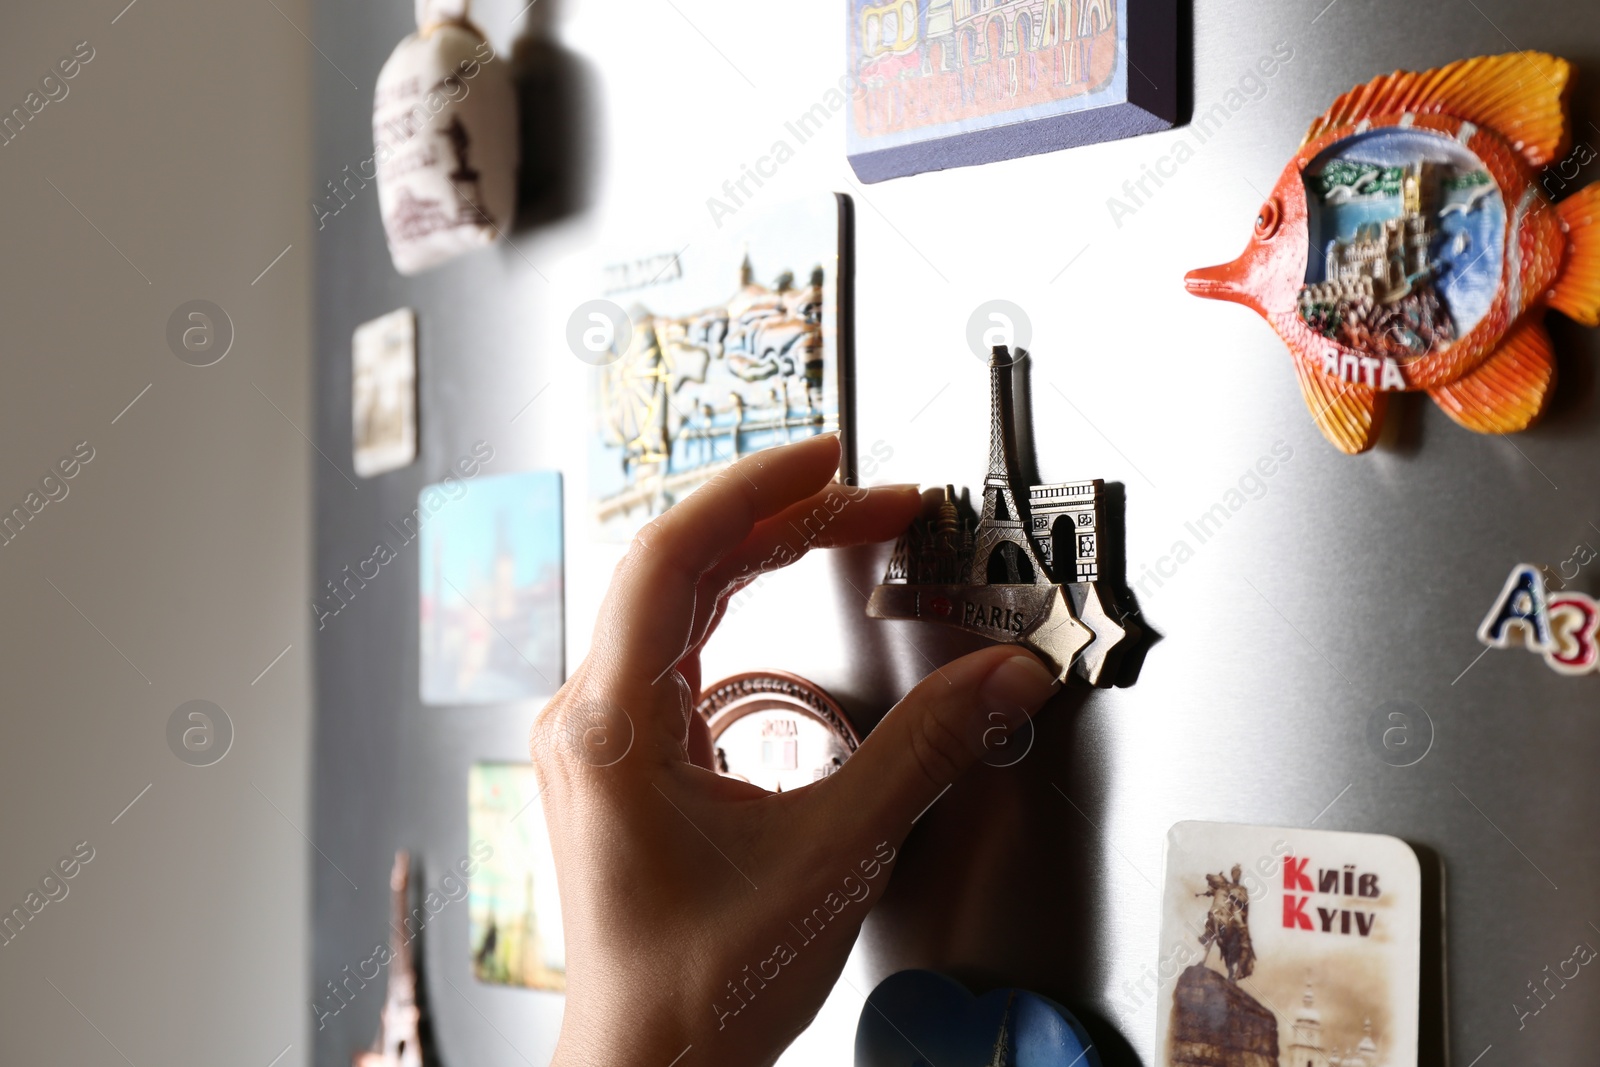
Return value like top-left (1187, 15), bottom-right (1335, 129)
top-left (1187, 52), bottom-right (1600, 453)
top-left (1550, 182), bottom-right (1600, 327)
top-left (1427, 317), bottom-right (1555, 434)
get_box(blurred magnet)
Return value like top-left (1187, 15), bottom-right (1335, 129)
top-left (372, 0), bottom-right (517, 275)
top-left (352, 308), bottom-right (417, 478)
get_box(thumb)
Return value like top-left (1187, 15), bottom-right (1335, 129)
top-left (819, 645), bottom-right (1060, 833)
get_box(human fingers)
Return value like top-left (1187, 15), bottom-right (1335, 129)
top-left (815, 646), bottom-right (1060, 833)
top-left (588, 434), bottom-right (843, 691)
top-left (682, 482), bottom-right (921, 655)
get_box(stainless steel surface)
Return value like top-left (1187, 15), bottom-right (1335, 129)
top-left (312, 1), bottom-right (1600, 1064)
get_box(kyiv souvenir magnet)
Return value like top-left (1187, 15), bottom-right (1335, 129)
top-left (1186, 52), bottom-right (1600, 454)
top-left (696, 671), bottom-right (859, 792)
top-left (1477, 562), bottom-right (1600, 675)
top-left (855, 969), bottom-right (1100, 1067)
top-left (1155, 821), bottom-right (1423, 1067)
top-left (866, 345), bottom-right (1130, 685)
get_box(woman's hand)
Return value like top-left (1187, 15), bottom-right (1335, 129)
top-left (532, 433), bottom-right (1060, 1067)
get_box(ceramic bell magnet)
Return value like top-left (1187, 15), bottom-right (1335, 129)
top-left (1187, 52), bottom-right (1600, 454)
top-left (855, 969), bottom-right (1100, 1067)
top-left (866, 346), bottom-right (1130, 685)
top-left (373, 0), bottom-right (517, 275)
top-left (1478, 562), bottom-right (1600, 675)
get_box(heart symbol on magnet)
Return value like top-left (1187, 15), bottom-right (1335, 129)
top-left (855, 969), bottom-right (1100, 1066)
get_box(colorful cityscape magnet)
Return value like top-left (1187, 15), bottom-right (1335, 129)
top-left (468, 763), bottom-right (566, 991)
top-left (845, 0), bottom-right (1178, 182)
top-left (418, 470), bottom-right (564, 705)
top-left (1477, 562), bottom-right (1600, 675)
top-left (1186, 52), bottom-right (1600, 454)
top-left (855, 969), bottom-right (1100, 1067)
top-left (590, 194), bottom-right (853, 540)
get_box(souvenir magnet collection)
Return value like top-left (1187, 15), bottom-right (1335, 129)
top-left (696, 671), bottom-right (860, 792)
top-left (866, 345), bottom-right (1135, 685)
top-left (1187, 52), bottom-right (1600, 454)
top-left (1478, 563), bottom-right (1600, 675)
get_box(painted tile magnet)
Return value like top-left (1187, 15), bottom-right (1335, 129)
top-left (855, 969), bottom-right (1100, 1067)
top-left (352, 308), bottom-right (418, 478)
top-left (418, 470), bottom-right (563, 705)
top-left (1186, 52), bottom-right (1600, 454)
top-left (469, 763), bottom-right (565, 992)
top-left (845, 0), bottom-right (1179, 182)
top-left (866, 345), bottom-right (1134, 685)
top-left (590, 194), bottom-right (852, 540)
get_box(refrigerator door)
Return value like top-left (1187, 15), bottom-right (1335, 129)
top-left (312, 1), bottom-right (1600, 1064)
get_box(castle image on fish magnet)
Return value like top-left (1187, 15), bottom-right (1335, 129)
top-left (1186, 52), bottom-right (1600, 454)
top-left (866, 345), bottom-right (1137, 685)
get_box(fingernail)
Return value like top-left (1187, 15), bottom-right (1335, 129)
top-left (874, 482), bottom-right (921, 491)
top-left (978, 653), bottom-right (1060, 721)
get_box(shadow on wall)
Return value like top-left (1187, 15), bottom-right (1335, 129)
top-left (509, 0), bottom-right (601, 232)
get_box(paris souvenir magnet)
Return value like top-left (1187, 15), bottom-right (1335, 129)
top-left (866, 345), bottom-right (1131, 685)
top-left (696, 671), bottom-right (859, 792)
top-left (1186, 52), bottom-right (1600, 454)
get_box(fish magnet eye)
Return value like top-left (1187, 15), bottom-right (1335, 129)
top-left (1254, 199), bottom-right (1280, 239)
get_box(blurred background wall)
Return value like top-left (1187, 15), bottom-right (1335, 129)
top-left (0, 1), bottom-right (312, 1064)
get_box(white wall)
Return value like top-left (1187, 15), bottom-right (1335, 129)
top-left (0, 1), bottom-right (312, 1064)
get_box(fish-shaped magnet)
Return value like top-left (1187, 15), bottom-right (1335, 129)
top-left (1186, 52), bottom-right (1600, 453)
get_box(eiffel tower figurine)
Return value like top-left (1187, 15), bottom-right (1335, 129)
top-left (353, 852), bottom-right (430, 1067)
top-left (969, 346), bottom-right (1051, 587)
top-left (867, 344), bottom-right (1132, 684)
